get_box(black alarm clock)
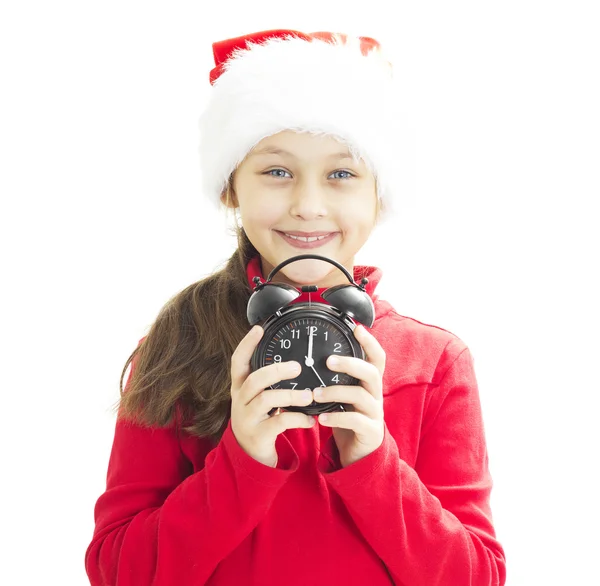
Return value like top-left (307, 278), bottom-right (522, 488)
top-left (247, 254), bottom-right (375, 415)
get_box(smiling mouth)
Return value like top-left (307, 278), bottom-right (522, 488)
top-left (275, 231), bottom-right (338, 248)
top-left (284, 233), bottom-right (329, 242)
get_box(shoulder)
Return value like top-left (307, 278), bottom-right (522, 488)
top-left (371, 301), bottom-right (468, 391)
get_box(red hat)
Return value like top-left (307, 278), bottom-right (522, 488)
top-left (198, 29), bottom-right (399, 219)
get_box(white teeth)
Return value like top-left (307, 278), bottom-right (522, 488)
top-left (284, 233), bottom-right (329, 242)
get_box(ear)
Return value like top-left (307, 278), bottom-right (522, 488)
top-left (369, 183), bottom-right (381, 226)
top-left (220, 183), bottom-right (239, 209)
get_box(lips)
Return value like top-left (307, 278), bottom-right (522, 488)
top-left (275, 230), bottom-right (338, 249)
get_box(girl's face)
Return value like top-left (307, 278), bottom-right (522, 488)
top-left (227, 130), bottom-right (378, 288)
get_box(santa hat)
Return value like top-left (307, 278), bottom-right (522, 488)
top-left (198, 29), bottom-right (400, 219)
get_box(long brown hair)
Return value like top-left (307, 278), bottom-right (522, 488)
top-left (115, 184), bottom-right (258, 445)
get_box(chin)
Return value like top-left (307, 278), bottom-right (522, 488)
top-left (281, 258), bottom-right (337, 287)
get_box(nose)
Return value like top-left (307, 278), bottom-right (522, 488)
top-left (288, 180), bottom-right (328, 220)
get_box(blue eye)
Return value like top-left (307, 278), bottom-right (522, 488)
top-left (264, 169), bottom-right (355, 180)
top-left (330, 170), bottom-right (354, 180)
top-left (265, 169), bottom-right (291, 178)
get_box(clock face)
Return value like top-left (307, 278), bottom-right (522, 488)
top-left (257, 311), bottom-right (362, 392)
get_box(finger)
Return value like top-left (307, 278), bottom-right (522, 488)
top-left (230, 325), bottom-right (264, 390)
top-left (318, 410), bottom-right (375, 436)
top-left (262, 410), bottom-right (316, 435)
top-left (313, 385), bottom-right (381, 419)
top-left (240, 361), bottom-right (303, 405)
top-left (249, 388), bottom-right (314, 418)
top-left (326, 355), bottom-right (382, 399)
top-left (353, 324), bottom-right (386, 376)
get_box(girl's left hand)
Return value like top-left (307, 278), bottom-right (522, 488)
top-left (313, 325), bottom-right (386, 468)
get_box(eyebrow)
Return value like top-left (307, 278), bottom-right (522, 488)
top-left (249, 146), bottom-right (356, 160)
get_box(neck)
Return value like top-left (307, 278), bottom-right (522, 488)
top-left (259, 255), bottom-right (355, 289)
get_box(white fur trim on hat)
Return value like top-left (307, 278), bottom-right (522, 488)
top-left (198, 34), bottom-right (400, 219)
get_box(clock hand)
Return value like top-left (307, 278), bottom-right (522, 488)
top-left (305, 331), bottom-right (314, 366)
top-left (308, 364), bottom-right (326, 387)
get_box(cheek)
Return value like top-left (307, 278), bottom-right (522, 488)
top-left (336, 199), bottom-right (376, 233)
top-left (349, 191), bottom-right (378, 226)
top-left (240, 201), bottom-right (283, 231)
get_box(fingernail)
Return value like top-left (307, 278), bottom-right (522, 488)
top-left (302, 390), bottom-right (312, 401)
top-left (314, 387), bottom-right (323, 398)
top-left (328, 356), bottom-right (339, 367)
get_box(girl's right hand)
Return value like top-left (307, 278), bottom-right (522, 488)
top-left (230, 325), bottom-right (316, 468)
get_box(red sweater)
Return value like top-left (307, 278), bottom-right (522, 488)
top-left (85, 257), bottom-right (506, 585)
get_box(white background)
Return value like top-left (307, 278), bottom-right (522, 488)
top-left (1, 1), bottom-right (599, 584)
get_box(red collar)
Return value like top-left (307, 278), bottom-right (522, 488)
top-left (246, 255), bottom-right (382, 305)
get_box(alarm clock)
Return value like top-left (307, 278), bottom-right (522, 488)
top-left (247, 254), bottom-right (375, 416)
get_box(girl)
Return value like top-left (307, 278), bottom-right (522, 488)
top-left (85, 30), bottom-right (506, 585)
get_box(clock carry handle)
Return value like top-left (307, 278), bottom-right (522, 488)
top-left (247, 254), bottom-right (375, 327)
top-left (264, 254), bottom-right (358, 286)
